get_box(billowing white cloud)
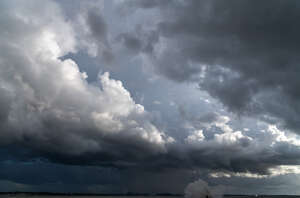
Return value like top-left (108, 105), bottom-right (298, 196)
top-left (183, 113), bottom-right (252, 147)
top-left (185, 130), bottom-right (205, 144)
top-left (267, 125), bottom-right (300, 147)
top-left (0, 0), bottom-right (171, 159)
top-left (214, 130), bottom-right (252, 146)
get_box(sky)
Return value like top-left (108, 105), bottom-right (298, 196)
top-left (1, 0), bottom-right (300, 195)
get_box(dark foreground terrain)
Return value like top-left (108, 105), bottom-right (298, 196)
top-left (0, 193), bottom-right (300, 198)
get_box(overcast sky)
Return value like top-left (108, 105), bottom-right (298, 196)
top-left (1, 0), bottom-right (300, 195)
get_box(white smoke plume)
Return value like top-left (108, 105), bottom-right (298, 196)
top-left (184, 179), bottom-right (223, 198)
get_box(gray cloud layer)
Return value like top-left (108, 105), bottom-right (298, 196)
top-left (2, 0), bottom-right (300, 194)
top-left (121, 0), bottom-right (300, 133)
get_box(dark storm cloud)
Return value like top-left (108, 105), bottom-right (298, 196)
top-left (3, 0), bottom-right (300, 193)
top-left (125, 0), bottom-right (300, 132)
top-left (0, 161), bottom-right (119, 186)
top-left (119, 33), bottom-right (142, 52)
top-left (83, 8), bottom-right (114, 62)
top-left (87, 11), bottom-right (108, 43)
top-left (123, 0), bottom-right (170, 9)
top-left (0, 88), bottom-right (11, 128)
top-left (117, 26), bottom-right (159, 54)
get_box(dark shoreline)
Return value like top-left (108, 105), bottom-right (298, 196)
top-left (1, 192), bottom-right (300, 197)
top-left (0, 192), bottom-right (182, 196)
